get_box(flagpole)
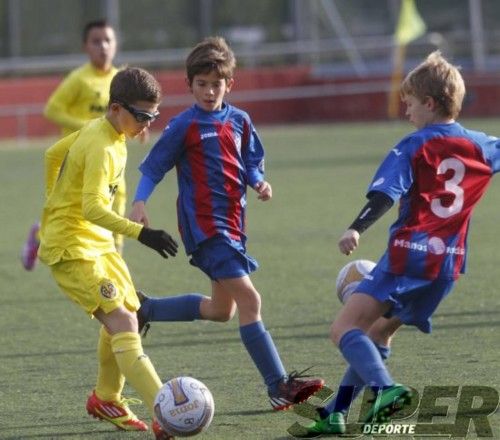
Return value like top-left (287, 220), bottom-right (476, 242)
top-left (388, 44), bottom-right (406, 119)
top-left (388, 0), bottom-right (426, 119)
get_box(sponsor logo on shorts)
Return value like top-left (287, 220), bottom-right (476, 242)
top-left (100, 280), bottom-right (117, 299)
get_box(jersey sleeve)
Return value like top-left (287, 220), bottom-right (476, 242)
top-left (139, 118), bottom-right (186, 183)
top-left (111, 176), bottom-right (126, 217)
top-left (43, 72), bottom-right (87, 131)
top-left (367, 137), bottom-right (415, 201)
top-left (44, 132), bottom-right (79, 198)
top-left (241, 117), bottom-right (265, 187)
top-left (82, 147), bottom-right (142, 239)
top-left (480, 134), bottom-right (500, 173)
top-left (111, 176), bottom-right (126, 251)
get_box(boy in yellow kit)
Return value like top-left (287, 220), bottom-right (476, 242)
top-left (39, 67), bottom-right (177, 440)
top-left (43, 19), bottom-right (118, 137)
top-left (23, 19), bottom-right (125, 270)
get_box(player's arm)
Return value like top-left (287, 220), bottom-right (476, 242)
top-left (348, 191), bottom-right (394, 234)
top-left (82, 148), bottom-right (177, 258)
top-left (130, 174), bottom-right (157, 225)
top-left (241, 119), bottom-right (267, 195)
top-left (43, 73), bottom-right (87, 131)
top-left (130, 119), bottom-right (185, 223)
top-left (44, 132), bottom-right (79, 197)
top-left (338, 191), bottom-right (394, 255)
top-left (338, 140), bottom-right (412, 256)
top-left (111, 176), bottom-right (126, 253)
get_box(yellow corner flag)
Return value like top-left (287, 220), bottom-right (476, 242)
top-left (394, 0), bottom-right (426, 45)
top-left (388, 0), bottom-right (426, 118)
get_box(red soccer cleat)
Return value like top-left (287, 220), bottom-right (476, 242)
top-left (152, 419), bottom-right (175, 439)
top-left (21, 222), bottom-right (40, 271)
top-left (268, 368), bottom-right (325, 411)
top-left (86, 390), bottom-right (148, 431)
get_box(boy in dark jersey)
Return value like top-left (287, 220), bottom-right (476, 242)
top-left (307, 51), bottom-right (500, 435)
top-left (130, 36), bottom-right (324, 411)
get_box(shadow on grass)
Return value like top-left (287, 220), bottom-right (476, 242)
top-left (218, 408), bottom-right (271, 416)
top-left (0, 295), bottom-right (67, 306)
top-left (0, 330), bottom-right (330, 360)
top-left (3, 314), bottom-right (500, 360)
top-left (0, 420), bottom-right (116, 439)
top-left (3, 431), bottom-right (116, 439)
top-left (434, 309), bottom-right (500, 318)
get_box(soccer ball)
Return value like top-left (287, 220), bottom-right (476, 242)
top-left (335, 259), bottom-right (376, 304)
top-left (154, 377), bottom-right (214, 437)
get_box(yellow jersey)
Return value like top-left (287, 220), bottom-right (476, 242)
top-left (43, 63), bottom-right (125, 249)
top-left (38, 117), bottom-right (142, 265)
top-left (44, 63), bottom-right (118, 138)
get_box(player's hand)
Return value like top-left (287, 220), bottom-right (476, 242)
top-left (254, 181), bottom-right (272, 201)
top-left (338, 229), bottom-right (360, 255)
top-left (138, 227), bottom-right (178, 258)
top-left (129, 201), bottom-right (150, 227)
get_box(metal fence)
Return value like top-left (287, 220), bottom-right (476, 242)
top-left (2, 0), bottom-right (500, 75)
top-left (1, 0), bottom-right (500, 139)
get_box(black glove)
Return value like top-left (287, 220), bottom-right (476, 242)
top-left (138, 227), bottom-right (178, 258)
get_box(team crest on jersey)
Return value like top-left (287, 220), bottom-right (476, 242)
top-left (100, 280), bottom-right (117, 299)
top-left (109, 184), bottom-right (118, 197)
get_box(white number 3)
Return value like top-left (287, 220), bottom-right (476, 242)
top-left (430, 158), bottom-right (465, 218)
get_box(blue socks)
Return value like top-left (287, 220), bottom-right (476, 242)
top-left (139, 294), bottom-right (203, 322)
top-left (339, 329), bottom-right (393, 391)
top-left (140, 299), bottom-right (287, 392)
top-left (239, 320), bottom-right (286, 390)
top-left (323, 341), bottom-right (391, 416)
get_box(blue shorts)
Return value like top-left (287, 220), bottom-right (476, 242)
top-left (356, 265), bottom-right (455, 333)
top-left (189, 235), bottom-right (258, 280)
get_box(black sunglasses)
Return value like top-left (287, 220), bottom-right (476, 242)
top-left (117, 101), bottom-right (160, 123)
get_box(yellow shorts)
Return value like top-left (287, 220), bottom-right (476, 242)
top-left (50, 252), bottom-right (140, 316)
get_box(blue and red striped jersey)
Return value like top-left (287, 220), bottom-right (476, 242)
top-left (369, 122), bottom-right (500, 280)
top-left (139, 103), bottom-right (265, 254)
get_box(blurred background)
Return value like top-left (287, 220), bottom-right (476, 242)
top-left (1, 0), bottom-right (500, 139)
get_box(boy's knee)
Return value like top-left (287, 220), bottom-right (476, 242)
top-left (212, 307), bottom-right (235, 322)
top-left (98, 306), bottom-right (138, 334)
top-left (330, 320), bottom-right (351, 346)
top-left (242, 288), bottom-right (261, 311)
top-left (330, 322), bottom-right (342, 346)
top-left (209, 299), bottom-right (236, 322)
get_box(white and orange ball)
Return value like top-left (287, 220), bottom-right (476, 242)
top-left (154, 377), bottom-right (214, 437)
top-left (335, 259), bottom-right (376, 304)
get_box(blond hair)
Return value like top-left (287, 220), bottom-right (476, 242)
top-left (185, 36), bottom-right (236, 84)
top-left (401, 51), bottom-right (465, 119)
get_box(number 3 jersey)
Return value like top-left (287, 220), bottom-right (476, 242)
top-left (369, 122), bottom-right (500, 280)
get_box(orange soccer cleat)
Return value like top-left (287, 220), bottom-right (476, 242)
top-left (152, 419), bottom-right (175, 439)
top-left (86, 390), bottom-right (148, 431)
top-left (269, 368), bottom-right (325, 411)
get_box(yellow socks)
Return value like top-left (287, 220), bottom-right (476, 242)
top-left (111, 331), bottom-right (162, 413)
top-left (95, 326), bottom-right (125, 402)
